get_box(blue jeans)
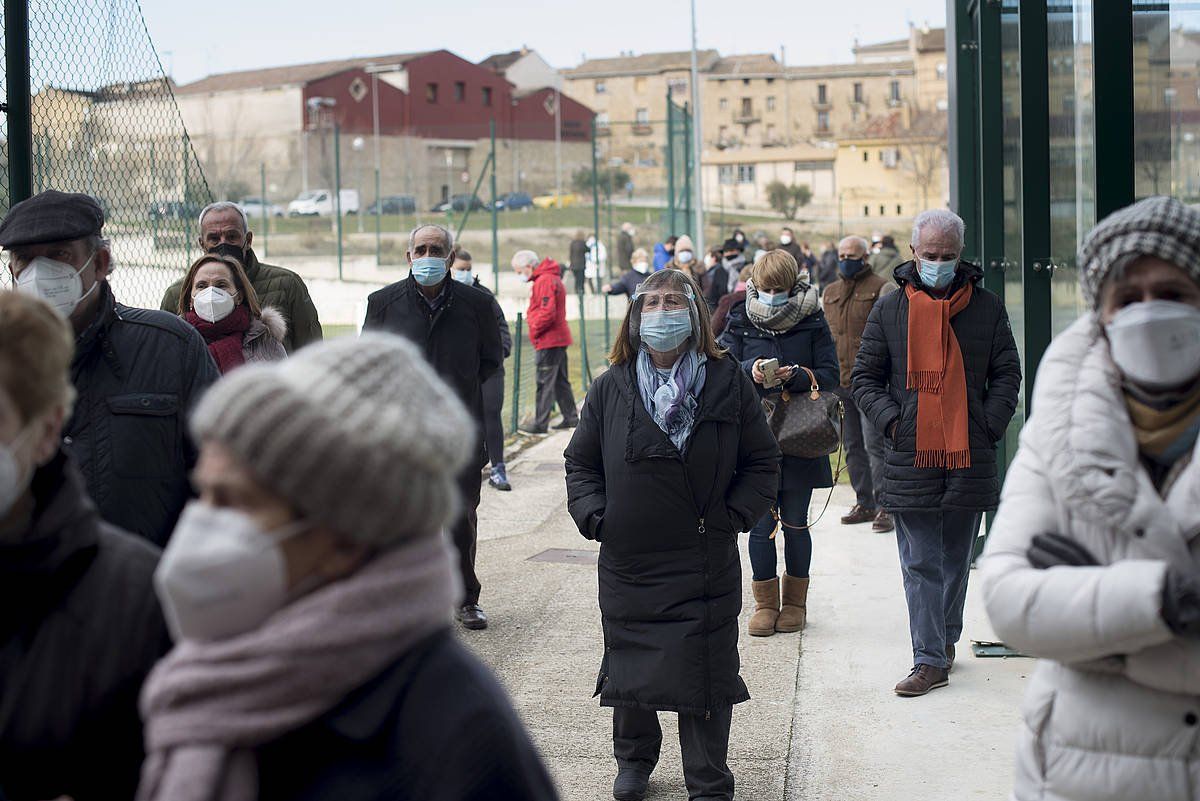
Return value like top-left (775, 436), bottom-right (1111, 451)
top-left (748, 488), bottom-right (814, 581)
top-left (893, 510), bottom-right (983, 669)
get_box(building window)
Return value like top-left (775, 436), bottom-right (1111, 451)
top-left (853, 82), bottom-right (863, 103)
top-left (889, 80), bottom-right (901, 103)
top-left (595, 80), bottom-right (606, 94)
top-left (863, 206), bottom-right (870, 216)
top-left (817, 110), bottom-right (830, 132)
top-left (817, 83), bottom-right (828, 104)
top-left (897, 204), bottom-right (903, 215)
top-left (719, 97), bottom-right (728, 111)
top-left (596, 112), bottom-right (610, 129)
top-left (718, 165), bottom-right (735, 185)
top-left (635, 77), bottom-right (647, 93)
top-left (863, 151), bottom-right (869, 163)
top-left (741, 97), bottom-right (753, 117)
top-left (635, 107), bottom-right (649, 124)
top-left (669, 79), bottom-right (688, 95)
top-left (482, 87), bottom-right (493, 106)
top-left (737, 164), bottom-right (756, 183)
top-left (718, 125), bottom-right (728, 142)
top-left (742, 78), bottom-right (751, 86)
top-left (766, 96), bottom-right (776, 111)
top-left (880, 205), bottom-right (886, 216)
top-left (936, 62), bottom-right (947, 79)
top-left (883, 148), bottom-right (899, 168)
top-left (426, 83), bottom-right (438, 103)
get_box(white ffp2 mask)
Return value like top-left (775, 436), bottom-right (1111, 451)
top-left (1106, 300), bottom-right (1200, 390)
top-left (15, 251), bottom-right (98, 317)
top-left (192, 286), bottom-right (237, 323)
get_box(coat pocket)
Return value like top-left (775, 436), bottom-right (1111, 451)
top-left (106, 393), bottom-right (181, 480)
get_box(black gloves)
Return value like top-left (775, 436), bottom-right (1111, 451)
top-left (1162, 568), bottom-right (1200, 636)
top-left (1027, 533), bottom-right (1100, 569)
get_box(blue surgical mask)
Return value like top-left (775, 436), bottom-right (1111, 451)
top-left (411, 256), bottom-right (447, 286)
top-left (757, 289), bottom-right (790, 307)
top-left (838, 258), bottom-right (865, 278)
top-left (918, 258), bottom-right (957, 290)
top-left (451, 269), bottom-right (474, 285)
top-left (639, 308), bottom-right (693, 352)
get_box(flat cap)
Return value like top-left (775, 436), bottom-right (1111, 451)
top-left (0, 190), bottom-right (105, 248)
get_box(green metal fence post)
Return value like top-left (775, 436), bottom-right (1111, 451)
top-left (683, 102), bottom-right (692, 237)
top-left (603, 293), bottom-right (611, 353)
top-left (511, 313), bottom-right (524, 432)
top-left (334, 121), bottom-right (344, 281)
top-left (374, 167), bottom-right (381, 266)
top-left (579, 304), bottom-right (590, 390)
top-left (5, 0), bottom-right (32, 206)
top-left (666, 94), bottom-right (676, 236)
top-left (490, 119), bottom-right (500, 294)
top-left (591, 116), bottom-right (601, 257)
top-left (260, 162), bottom-right (268, 260)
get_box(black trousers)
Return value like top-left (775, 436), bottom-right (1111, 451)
top-left (451, 466), bottom-right (483, 605)
top-left (613, 706), bottom-right (734, 801)
top-left (834, 386), bottom-right (876, 509)
top-left (482, 369), bottom-right (505, 469)
top-left (534, 347), bottom-right (578, 429)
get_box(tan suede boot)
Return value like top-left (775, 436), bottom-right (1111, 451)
top-left (776, 575), bottom-right (809, 633)
top-left (748, 577), bottom-right (780, 637)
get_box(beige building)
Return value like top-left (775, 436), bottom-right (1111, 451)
top-left (701, 144), bottom-right (837, 218)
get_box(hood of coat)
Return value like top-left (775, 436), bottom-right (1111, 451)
top-left (245, 305), bottom-right (287, 345)
top-left (614, 355), bottom-right (740, 461)
top-left (533, 258), bottom-right (561, 280)
top-left (1026, 314), bottom-right (1200, 536)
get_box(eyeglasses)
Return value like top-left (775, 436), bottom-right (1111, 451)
top-left (636, 292), bottom-right (691, 311)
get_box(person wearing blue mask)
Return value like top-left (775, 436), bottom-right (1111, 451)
top-left (823, 235), bottom-right (897, 534)
top-left (565, 269), bottom-right (779, 801)
top-left (852, 208), bottom-right (1021, 698)
top-left (363, 224), bottom-right (504, 632)
top-left (718, 250), bottom-right (838, 639)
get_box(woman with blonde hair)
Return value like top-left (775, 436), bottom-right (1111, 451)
top-left (176, 253), bottom-right (286, 374)
top-left (718, 249), bottom-right (838, 637)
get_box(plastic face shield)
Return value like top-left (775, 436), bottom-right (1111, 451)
top-left (630, 274), bottom-right (701, 345)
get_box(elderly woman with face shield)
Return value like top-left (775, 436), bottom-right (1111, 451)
top-left (980, 196), bottom-right (1200, 801)
top-left (565, 270), bottom-right (779, 801)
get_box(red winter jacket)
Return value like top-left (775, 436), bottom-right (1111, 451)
top-left (526, 258), bottom-right (573, 350)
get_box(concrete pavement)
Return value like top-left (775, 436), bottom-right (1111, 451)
top-left (461, 429), bottom-right (1030, 801)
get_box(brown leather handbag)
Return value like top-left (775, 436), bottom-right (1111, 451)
top-left (760, 366), bottom-right (844, 459)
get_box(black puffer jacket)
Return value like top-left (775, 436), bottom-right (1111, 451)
top-left (67, 284), bottom-right (220, 545)
top-left (472, 277), bottom-right (513, 361)
top-left (719, 305), bottom-right (840, 491)
top-left (0, 452), bottom-right (170, 801)
top-left (851, 261), bottom-right (1022, 513)
top-left (564, 356), bottom-right (779, 715)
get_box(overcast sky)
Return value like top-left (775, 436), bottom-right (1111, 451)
top-left (139, 0), bottom-right (947, 86)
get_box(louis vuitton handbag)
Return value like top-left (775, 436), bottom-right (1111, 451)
top-left (760, 366), bottom-right (844, 459)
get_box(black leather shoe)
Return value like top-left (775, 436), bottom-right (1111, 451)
top-left (553, 419), bottom-right (579, 430)
top-left (456, 604), bottom-right (488, 630)
top-left (612, 766), bottom-right (651, 801)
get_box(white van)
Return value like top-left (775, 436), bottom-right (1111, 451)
top-left (287, 189), bottom-right (360, 217)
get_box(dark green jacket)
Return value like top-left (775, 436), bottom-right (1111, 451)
top-left (160, 249), bottom-right (322, 353)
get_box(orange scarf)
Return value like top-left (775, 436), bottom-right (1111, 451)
top-left (905, 282), bottom-right (974, 470)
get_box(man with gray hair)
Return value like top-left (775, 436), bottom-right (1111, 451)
top-left (853, 208), bottom-right (1021, 697)
top-left (823, 234), bottom-right (895, 532)
top-left (512, 248), bottom-right (577, 434)
top-left (0, 189), bottom-right (219, 544)
top-left (363, 223), bottom-right (504, 631)
top-left (160, 201), bottom-right (323, 352)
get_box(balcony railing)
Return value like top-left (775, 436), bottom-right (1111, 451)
top-left (632, 123), bottom-right (653, 135)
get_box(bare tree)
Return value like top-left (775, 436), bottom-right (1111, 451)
top-left (899, 110), bottom-right (949, 209)
top-left (196, 95), bottom-right (262, 200)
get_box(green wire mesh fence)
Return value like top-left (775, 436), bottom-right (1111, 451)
top-left (1, 0), bottom-right (212, 303)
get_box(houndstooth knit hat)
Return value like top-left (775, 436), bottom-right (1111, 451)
top-left (191, 333), bottom-right (474, 547)
top-left (1079, 195), bottom-right (1200, 309)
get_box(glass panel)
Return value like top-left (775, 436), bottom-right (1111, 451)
top-left (1047, 1), bottom-right (1095, 335)
top-left (1000, 0), bottom-right (1025, 458)
top-left (1134, 0), bottom-right (1200, 202)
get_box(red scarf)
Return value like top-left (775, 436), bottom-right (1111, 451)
top-left (905, 282), bottom-right (974, 470)
top-left (184, 305), bottom-right (251, 374)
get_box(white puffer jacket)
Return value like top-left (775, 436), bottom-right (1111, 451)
top-left (980, 313), bottom-right (1200, 801)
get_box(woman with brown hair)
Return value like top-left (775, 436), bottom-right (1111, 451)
top-left (176, 253), bottom-right (286, 374)
top-left (564, 269), bottom-right (779, 801)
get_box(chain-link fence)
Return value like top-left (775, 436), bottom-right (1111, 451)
top-left (1, 0), bottom-right (212, 305)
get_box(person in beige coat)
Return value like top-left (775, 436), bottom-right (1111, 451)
top-left (980, 196), bottom-right (1200, 801)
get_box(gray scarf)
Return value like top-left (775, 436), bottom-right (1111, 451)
top-left (745, 275), bottom-right (820, 332)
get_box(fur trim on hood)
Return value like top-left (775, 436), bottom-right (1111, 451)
top-left (249, 306), bottom-right (288, 343)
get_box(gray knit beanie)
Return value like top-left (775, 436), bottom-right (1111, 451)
top-left (190, 333), bottom-right (474, 547)
top-left (1079, 195), bottom-right (1200, 309)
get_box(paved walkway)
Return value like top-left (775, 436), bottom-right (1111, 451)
top-left (462, 430), bottom-right (1029, 801)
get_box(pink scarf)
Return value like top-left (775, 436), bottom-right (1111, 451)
top-left (136, 535), bottom-right (460, 801)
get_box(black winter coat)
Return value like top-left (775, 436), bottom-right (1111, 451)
top-left (0, 452), bottom-right (170, 801)
top-left (564, 356), bottom-right (779, 715)
top-left (605, 269), bottom-right (647, 298)
top-left (569, 238), bottom-right (588, 274)
top-left (256, 630), bottom-right (558, 801)
top-left (851, 261), bottom-right (1022, 513)
top-left (66, 284), bottom-right (220, 545)
top-left (473, 277), bottom-right (513, 360)
top-left (362, 277), bottom-right (504, 465)
top-left (719, 305), bottom-right (840, 491)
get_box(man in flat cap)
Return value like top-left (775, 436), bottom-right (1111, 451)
top-left (1, 189), bottom-right (220, 545)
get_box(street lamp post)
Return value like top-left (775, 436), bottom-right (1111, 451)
top-left (353, 136), bottom-right (365, 234)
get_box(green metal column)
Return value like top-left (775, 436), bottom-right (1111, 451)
top-left (334, 121), bottom-right (344, 281)
top-left (977, 0), bottom-right (1004, 299)
top-left (683, 103), bottom-right (692, 237)
top-left (1019, 0), bottom-right (1052, 413)
top-left (490, 119), bottom-right (500, 294)
top-left (591, 116), bottom-right (601, 283)
top-left (260, 163), bottom-right (269, 260)
top-left (374, 167), bottom-right (381, 266)
top-left (511, 313), bottom-right (524, 432)
top-left (1093, 1), bottom-right (1134, 218)
top-left (947, 0), bottom-right (981, 264)
top-left (666, 94), bottom-right (676, 237)
top-left (4, 0), bottom-right (32, 206)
